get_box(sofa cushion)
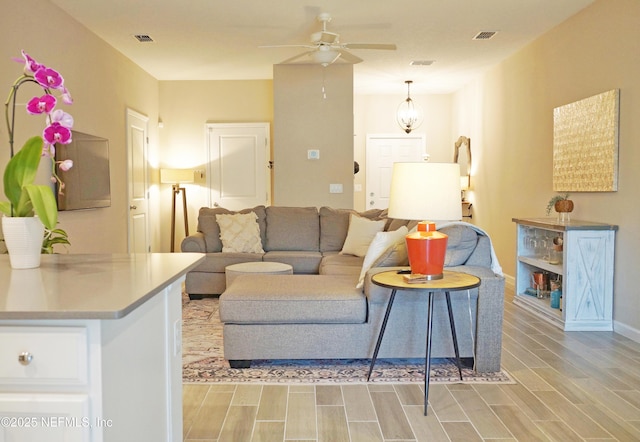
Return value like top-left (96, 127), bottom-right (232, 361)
top-left (216, 212), bottom-right (265, 253)
top-left (319, 207), bottom-right (352, 252)
top-left (263, 250), bottom-right (322, 274)
top-left (265, 206), bottom-right (320, 251)
top-left (197, 206), bottom-right (266, 253)
top-left (219, 274), bottom-right (366, 324)
top-left (319, 207), bottom-right (386, 252)
top-left (340, 214), bottom-right (386, 257)
top-left (440, 225), bottom-right (479, 266)
top-left (464, 235), bottom-right (492, 268)
top-left (319, 253), bottom-right (363, 276)
top-left (356, 226), bottom-right (408, 288)
top-left (191, 252), bottom-right (264, 273)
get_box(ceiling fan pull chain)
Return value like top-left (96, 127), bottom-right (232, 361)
top-left (322, 69), bottom-right (327, 99)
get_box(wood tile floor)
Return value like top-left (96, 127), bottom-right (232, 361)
top-left (183, 289), bottom-right (640, 441)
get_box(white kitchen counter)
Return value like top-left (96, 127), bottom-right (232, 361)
top-left (0, 252), bottom-right (204, 442)
top-left (0, 253), bottom-right (204, 319)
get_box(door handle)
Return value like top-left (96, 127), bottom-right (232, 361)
top-left (129, 205), bottom-right (137, 210)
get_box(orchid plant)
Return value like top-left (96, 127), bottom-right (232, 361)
top-left (1, 51), bottom-right (73, 252)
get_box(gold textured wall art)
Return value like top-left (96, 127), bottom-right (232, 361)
top-left (553, 89), bottom-right (619, 192)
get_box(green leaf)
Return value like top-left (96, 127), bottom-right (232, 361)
top-left (0, 201), bottom-right (11, 216)
top-left (3, 136), bottom-right (43, 207)
top-left (24, 184), bottom-right (58, 230)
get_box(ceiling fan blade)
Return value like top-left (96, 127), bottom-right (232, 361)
top-left (337, 50), bottom-right (363, 64)
top-left (279, 51), bottom-right (315, 64)
top-left (343, 43), bottom-right (397, 50)
top-left (259, 44), bottom-right (315, 49)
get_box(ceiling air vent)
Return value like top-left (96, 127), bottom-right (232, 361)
top-left (133, 34), bottom-right (155, 43)
top-left (473, 31), bottom-right (498, 40)
top-left (410, 60), bottom-right (435, 66)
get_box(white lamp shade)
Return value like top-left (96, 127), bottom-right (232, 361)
top-left (160, 168), bottom-right (194, 184)
top-left (388, 162), bottom-right (462, 221)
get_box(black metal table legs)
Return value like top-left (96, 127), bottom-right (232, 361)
top-left (368, 289), bottom-right (464, 416)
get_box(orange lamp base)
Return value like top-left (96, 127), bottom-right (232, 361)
top-left (405, 222), bottom-right (449, 280)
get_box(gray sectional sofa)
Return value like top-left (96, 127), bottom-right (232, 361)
top-left (181, 205), bottom-right (505, 373)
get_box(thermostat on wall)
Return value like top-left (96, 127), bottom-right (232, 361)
top-left (307, 149), bottom-right (320, 160)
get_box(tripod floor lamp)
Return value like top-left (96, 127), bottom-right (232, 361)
top-left (160, 169), bottom-right (194, 252)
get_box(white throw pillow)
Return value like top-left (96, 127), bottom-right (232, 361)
top-left (216, 212), bottom-right (265, 253)
top-left (340, 214), bottom-right (386, 257)
top-left (356, 226), bottom-right (408, 288)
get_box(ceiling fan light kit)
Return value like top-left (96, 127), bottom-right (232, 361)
top-left (397, 80), bottom-right (424, 134)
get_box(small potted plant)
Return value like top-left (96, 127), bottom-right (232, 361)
top-left (546, 193), bottom-right (574, 222)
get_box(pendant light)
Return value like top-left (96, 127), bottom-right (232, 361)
top-left (397, 80), bottom-right (424, 134)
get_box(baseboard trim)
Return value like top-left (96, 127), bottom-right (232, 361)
top-left (613, 321), bottom-right (640, 344)
top-left (503, 273), bottom-right (515, 294)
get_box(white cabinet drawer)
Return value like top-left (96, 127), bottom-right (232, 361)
top-left (0, 326), bottom-right (88, 385)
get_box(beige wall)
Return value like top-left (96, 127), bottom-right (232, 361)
top-left (273, 64), bottom-right (354, 208)
top-left (456, 0), bottom-right (640, 338)
top-left (1, 0), bottom-right (160, 254)
top-left (158, 80), bottom-right (273, 251)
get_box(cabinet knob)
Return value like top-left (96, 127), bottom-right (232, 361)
top-left (18, 352), bottom-right (33, 366)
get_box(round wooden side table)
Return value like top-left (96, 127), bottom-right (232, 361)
top-left (369, 269), bottom-right (481, 415)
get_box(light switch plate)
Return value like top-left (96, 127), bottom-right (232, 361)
top-left (329, 184), bottom-right (343, 193)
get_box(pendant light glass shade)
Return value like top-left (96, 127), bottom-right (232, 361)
top-left (397, 80), bottom-right (423, 134)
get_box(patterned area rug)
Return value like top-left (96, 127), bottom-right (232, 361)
top-left (182, 294), bottom-right (513, 384)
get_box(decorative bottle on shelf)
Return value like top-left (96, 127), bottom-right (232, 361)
top-left (550, 278), bottom-right (562, 309)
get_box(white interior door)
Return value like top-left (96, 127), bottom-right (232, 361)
top-left (126, 109), bottom-right (150, 253)
top-left (365, 134), bottom-right (426, 209)
top-left (207, 123), bottom-right (270, 211)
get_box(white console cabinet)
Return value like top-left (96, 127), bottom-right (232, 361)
top-left (0, 253), bottom-right (204, 442)
top-left (512, 218), bottom-right (617, 331)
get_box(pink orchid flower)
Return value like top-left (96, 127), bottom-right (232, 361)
top-left (58, 159), bottom-right (74, 171)
top-left (26, 94), bottom-right (57, 115)
top-left (20, 50), bottom-right (43, 73)
top-left (34, 67), bottom-right (64, 90)
top-left (50, 109), bottom-right (74, 128)
top-left (43, 122), bottom-right (72, 145)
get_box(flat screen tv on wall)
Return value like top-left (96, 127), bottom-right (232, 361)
top-left (55, 131), bottom-right (111, 211)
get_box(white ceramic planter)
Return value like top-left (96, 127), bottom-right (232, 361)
top-left (2, 216), bottom-right (45, 269)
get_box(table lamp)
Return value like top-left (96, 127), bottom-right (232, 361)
top-left (388, 162), bottom-right (462, 279)
top-left (160, 168), bottom-right (194, 252)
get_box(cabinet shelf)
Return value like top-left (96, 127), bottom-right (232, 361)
top-left (513, 292), bottom-right (563, 328)
top-left (517, 256), bottom-right (563, 275)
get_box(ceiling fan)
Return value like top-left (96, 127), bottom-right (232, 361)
top-left (261, 13), bottom-right (396, 66)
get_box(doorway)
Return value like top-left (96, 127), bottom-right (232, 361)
top-left (126, 109), bottom-right (150, 253)
top-left (206, 123), bottom-right (271, 210)
top-left (365, 134), bottom-right (426, 210)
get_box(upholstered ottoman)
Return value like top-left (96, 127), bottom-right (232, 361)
top-left (219, 274), bottom-right (367, 367)
top-left (225, 261), bottom-right (293, 288)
